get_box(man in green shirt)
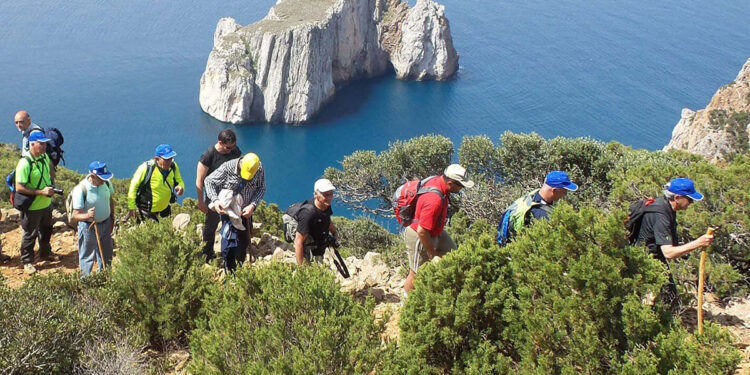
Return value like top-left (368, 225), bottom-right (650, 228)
top-left (14, 131), bottom-right (59, 274)
top-left (127, 143), bottom-right (185, 222)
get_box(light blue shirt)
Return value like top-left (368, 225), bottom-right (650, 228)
top-left (72, 177), bottom-right (114, 223)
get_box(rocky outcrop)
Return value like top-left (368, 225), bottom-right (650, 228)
top-left (199, 0), bottom-right (458, 124)
top-left (664, 58), bottom-right (750, 162)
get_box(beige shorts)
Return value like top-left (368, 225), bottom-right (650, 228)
top-left (403, 226), bottom-right (456, 273)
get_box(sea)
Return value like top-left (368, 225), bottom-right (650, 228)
top-left (0, 0), bottom-right (748, 220)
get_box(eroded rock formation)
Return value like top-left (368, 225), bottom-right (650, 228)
top-left (199, 0), bottom-right (458, 124)
top-left (664, 58), bottom-right (750, 162)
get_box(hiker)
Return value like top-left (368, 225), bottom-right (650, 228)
top-left (196, 130), bottom-right (241, 262)
top-left (403, 164), bottom-right (474, 293)
top-left (496, 170), bottom-right (578, 245)
top-left (71, 161), bottom-right (115, 277)
top-left (292, 179), bottom-right (339, 266)
top-left (14, 110), bottom-right (42, 158)
top-left (14, 131), bottom-right (60, 274)
top-left (127, 144), bottom-right (185, 222)
top-left (632, 178), bottom-right (714, 309)
top-left (204, 152), bottom-right (266, 273)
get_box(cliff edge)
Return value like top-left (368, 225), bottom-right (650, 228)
top-left (199, 0), bottom-right (458, 124)
top-left (664, 58), bottom-right (750, 162)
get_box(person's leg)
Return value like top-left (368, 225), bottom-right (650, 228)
top-left (435, 231), bottom-right (457, 257)
top-left (19, 209), bottom-right (41, 265)
top-left (78, 222), bottom-right (96, 277)
top-left (235, 217), bottom-right (250, 267)
top-left (202, 210), bottom-right (220, 261)
top-left (403, 227), bottom-right (427, 293)
top-left (37, 206), bottom-right (54, 258)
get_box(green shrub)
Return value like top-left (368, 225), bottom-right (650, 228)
top-left (109, 219), bottom-right (211, 348)
top-left (333, 216), bottom-right (399, 256)
top-left (189, 263), bottom-right (386, 374)
top-left (254, 200), bottom-right (284, 237)
top-left (0, 273), bottom-right (113, 374)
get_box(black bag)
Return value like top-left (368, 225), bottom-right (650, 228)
top-left (282, 200), bottom-right (315, 243)
top-left (7, 156), bottom-right (46, 211)
top-left (43, 127), bottom-right (65, 166)
top-left (625, 198), bottom-right (671, 244)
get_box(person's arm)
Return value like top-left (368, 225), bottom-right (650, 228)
top-left (196, 161), bottom-right (209, 212)
top-left (416, 225), bottom-right (436, 258)
top-left (71, 185), bottom-right (95, 222)
top-left (294, 232), bottom-right (308, 266)
top-left (173, 162), bottom-right (185, 196)
top-left (247, 166), bottom-right (266, 208)
top-left (329, 221), bottom-right (337, 239)
top-left (661, 235), bottom-right (714, 259)
top-left (203, 166), bottom-right (223, 205)
top-left (127, 163), bottom-right (147, 211)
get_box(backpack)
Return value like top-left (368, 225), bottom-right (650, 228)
top-left (282, 200), bottom-right (316, 243)
top-left (5, 156), bottom-right (45, 211)
top-left (43, 128), bottom-right (65, 166)
top-left (135, 161), bottom-right (176, 212)
top-left (391, 176), bottom-right (444, 227)
top-left (625, 198), bottom-right (672, 244)
top-left (65, 178), bottom-right (113, 227)
top-left (496, 189), bottom-right (552, 246)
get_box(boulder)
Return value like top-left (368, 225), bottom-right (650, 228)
top-left (172, 213), bottom-right (191, 231)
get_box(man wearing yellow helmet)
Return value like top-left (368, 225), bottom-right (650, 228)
top-left (204, 153), bottom-right (266, 272)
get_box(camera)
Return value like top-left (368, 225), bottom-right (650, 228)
top-left (52, 187), bottom-right (64, 195)
top-left (325, 234), bottom-right (340, 249)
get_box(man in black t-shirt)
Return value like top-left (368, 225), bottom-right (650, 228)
top-left (294, 179), bottom-right (339, 265)
top-left (196, 129), bottom-right (242, 262)
top-left (635, 177), bottom-right (714, 308)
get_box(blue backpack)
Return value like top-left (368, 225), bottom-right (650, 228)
top-left (43, 128), bottom-right (65, 166)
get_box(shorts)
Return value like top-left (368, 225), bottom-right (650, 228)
top-left (403, 226), bottom-right (456, 273)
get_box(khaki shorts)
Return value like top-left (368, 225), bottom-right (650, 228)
top-left (403, 226), bottom-right (456, 273)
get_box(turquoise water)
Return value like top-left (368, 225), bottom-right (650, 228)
top-left (0, 0), bottom-right (748, 215)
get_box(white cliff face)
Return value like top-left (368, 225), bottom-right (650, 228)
top-left (199, 0), bottom-right (458, 124)
top-left (388, 0), bottom-right (458, 81)
top-left (664, 58), bottom-right (750, 163)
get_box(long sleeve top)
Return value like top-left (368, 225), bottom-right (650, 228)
top-left (204, 158), bottom-right (265, 209)
top-left (127, 160), bottom-right (186, 212)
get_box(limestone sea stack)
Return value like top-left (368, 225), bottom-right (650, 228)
top-left (199, 0), bottom-right (458, 124)
top-left (664, 58), bottom-right (750, 162)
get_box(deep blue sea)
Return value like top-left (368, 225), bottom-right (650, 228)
top-left (1, 0), bottom-right (748, 219)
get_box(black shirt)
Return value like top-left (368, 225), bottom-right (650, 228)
top-left (199, 145), bottom-right (242, 175)
top-left (637, 197), bottom-right (678, 263)
top-left (296, 202), bottom-right (333, 251)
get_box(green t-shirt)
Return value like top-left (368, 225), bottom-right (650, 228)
top-left (15, 153), bottom-right (52, 211)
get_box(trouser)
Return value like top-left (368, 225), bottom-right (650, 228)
top-left (220, 215), bottom-right (250, 273)
top-left (20, 206), bottom-right (53, 264)
top-left (202, 210), bottom-right (221, 260)
top-left (403, 226), bottom-right (456, 273)
top-left (137, 205), bottom-right (171, 223)
top-left (77, 218), bottom-right (114, 277)
top-left (303, 245), bottom-right (325, 263)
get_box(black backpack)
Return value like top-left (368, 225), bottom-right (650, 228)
top-left (625, 198), bottom-right (672, 244)
top-left (43, 128), bottom-right (65, 166)
top-left (282, 200), bottom-right (316, 243)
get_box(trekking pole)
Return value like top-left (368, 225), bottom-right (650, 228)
top-left (89, 221), bottom-right (106, 271)
top-left (697, 227), bottom-right (715, 334)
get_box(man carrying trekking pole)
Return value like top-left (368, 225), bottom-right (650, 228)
top-left (631, 178), bottom-right (714, 310)
top-left (71, 161), bottom-right (115, 277)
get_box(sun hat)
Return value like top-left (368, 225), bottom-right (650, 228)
top-left (314, 178), bottom-right (336, 193)
top-left (155, 144), bottom-right (177, 159)
top-left (666, 178), bottom-right (703, 201)
top-left (443, 164), bottom-right (474, 188)
top-left (544, 171), bottom-right (578, 191)
top-left (88, 161), bottom-right (113, 180)
top-left (240, 153), bottom-right (260, 180)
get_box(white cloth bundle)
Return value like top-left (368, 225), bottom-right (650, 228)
top-left (208, 189), bottom-right (245, 230)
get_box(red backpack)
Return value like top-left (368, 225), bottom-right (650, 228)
top-left (391, 176), bottom-right (444, 226)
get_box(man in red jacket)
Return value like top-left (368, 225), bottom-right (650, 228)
top-left (403, 164), bottom-right (474, 293)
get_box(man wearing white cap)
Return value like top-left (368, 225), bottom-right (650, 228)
top-left (403, 164), bottom-right (474, 293)
top-left (71, 161), bottom-right (115, 277)
top-left (293, 179), bottom-right (339, 265)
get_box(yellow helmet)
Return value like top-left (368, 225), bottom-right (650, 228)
top-left (240, 153), bottom-right (260, 180)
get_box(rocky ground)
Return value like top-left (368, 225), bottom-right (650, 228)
top-left (3, 210), bottom-right (750, 373)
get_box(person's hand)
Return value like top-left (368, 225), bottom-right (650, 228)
top-left (87, 207), bottom-right (96, 220)
top-left (197, 198), bottom-right (208, 214)
top-left (697, 233), bottom-right (715, 248)
top-left (241, 204), bottom-right (255, 218)
top-left (214, 203), bottom-right (227, 215)
top-left (175, 186), bottom-right (184, 196)
top-left (40, 187), bottom-right (54, 197)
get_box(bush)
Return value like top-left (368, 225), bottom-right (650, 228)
top-left (109, 219), bottom-right (211, 348)
top-left (254, 200), bottom-right (284, 238)
top-left (333, 216), bottom-right (399, 257)
top-left (0, 273), bottom-right (114, 374)
top-left (189, 263), bottom-right (386, 374)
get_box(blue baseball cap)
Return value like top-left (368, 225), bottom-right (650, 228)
top-left (155, 144), bottom-right (177, 159)
top-left (666, 178), bottom-right (703, 201)
top-left (28, 131), bottom-right (50, 143)
top-left (88, 161), bottom-right (113, 180)
top-left (544, 171), bottom-right (578, 191)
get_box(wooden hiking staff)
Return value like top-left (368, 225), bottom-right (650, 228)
top-left (697, 227), bottom-right (715, 334)
top-left (89, 221), bottom-right (106, 271)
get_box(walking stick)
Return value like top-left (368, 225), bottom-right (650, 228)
top-left (697, 227), bottom-right (715, 334)
top-left (89, 221), bottom-right (106, 271)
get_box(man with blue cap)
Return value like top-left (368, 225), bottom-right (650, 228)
top-left (71, 161), bottom-right (115, 276)
top-left (127, 144), bottom-right (185, 222)
top-left (634, 177), bottom-right (714, 308)
top-left (497, 170), bottom-right (578, 245)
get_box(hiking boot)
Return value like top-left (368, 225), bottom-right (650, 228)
top-left (23, 263), bottom-right (37, 275)
top-left (0, 253), bottom-right (10, 263)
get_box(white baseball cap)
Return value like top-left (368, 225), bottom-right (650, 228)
top-left (314, 178), bottom-right (336, 193)
top-left (444, 164), bottom-right (475, 188)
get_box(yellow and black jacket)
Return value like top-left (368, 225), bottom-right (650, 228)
top-left (127, 160), bottom-right (185, 213)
